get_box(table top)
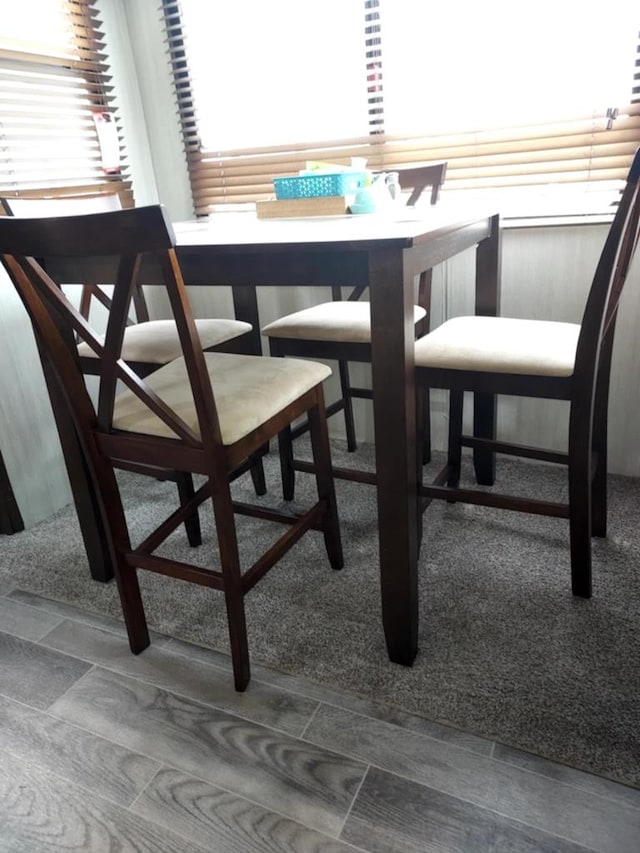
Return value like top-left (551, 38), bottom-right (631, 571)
top-left (172, 204), bottom-right (497, 251)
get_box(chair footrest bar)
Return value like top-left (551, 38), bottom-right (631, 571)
top-left (419, 482), bottom-right (571, 518)
top-left (232, 500), bottom-right (325, 530)
top-left (135, 480), bottom-right (211, 555)
top-left (242, 501), bottom-right (327, 593)
top-left (126, 551), bottom-right (225, 589)
top-left (460, 435), bottom-right (569, 466)
top-left (419, 464), bottom-right (450, 512)
top-left (349, 387), bottom-right (373, 400)
top-left (293, 459), bottom-right (377, 485)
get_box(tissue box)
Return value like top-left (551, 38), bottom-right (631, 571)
top-left (273, 172), bottom-right (367, 200)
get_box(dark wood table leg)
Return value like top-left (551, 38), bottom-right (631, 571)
top-left (369, 247), bottom-right (419, 666)
top-left (231, 283), bottom-right (270, 492)
top-left (473, 214), bottom-right (501, 486)
top-left (232, 284), bottom-right (263, 356)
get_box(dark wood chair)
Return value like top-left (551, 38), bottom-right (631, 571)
top-left (415, 148), bottom-right (640, 597)
top-left (263, 161), bottom-right (447, 499)
top-left (0, 204), bottom-right (343, 690)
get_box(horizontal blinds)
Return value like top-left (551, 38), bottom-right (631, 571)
top-left (164, 1), bottom-right (640, 215)
top-left (179, 105), bottom-right (640, 213)
top-left (0, 0), bottom-right (131, 200)
top-left (375, 105), bottom-right (640, 188)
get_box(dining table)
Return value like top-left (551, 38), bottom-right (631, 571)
top-left (48, 204), bottom-right (501, 668)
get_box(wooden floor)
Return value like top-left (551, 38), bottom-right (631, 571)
top-left (1, 581), bottom-right (639, 852)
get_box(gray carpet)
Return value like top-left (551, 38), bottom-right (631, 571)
top-left (2, 441), bottom-right (639, 789)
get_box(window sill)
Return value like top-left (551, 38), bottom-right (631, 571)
top-left (502, 213), bottom-right (613, 229)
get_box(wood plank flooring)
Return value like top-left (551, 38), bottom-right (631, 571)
top-left (1, 585), bottom-right (639, 852)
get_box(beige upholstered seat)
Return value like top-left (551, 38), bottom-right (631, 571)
top-left (113, 352), bottom-right (330, 444)
top-left (263, 162), bottom-right (447, 500)
top-left (77, 318), bottom-right (251, 364)
top-left (263, 301), bottom-right (427, 344)
top-left (415, 315), bottom-right (581, 376)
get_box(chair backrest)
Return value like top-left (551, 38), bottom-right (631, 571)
top-left (0, 206), bottom-right (224, 468)
top-left (574, 148), bottom-right (640, 409)
top-left (339, 162), bottom-right (447, 303)
top-left (0, 193), bottom-right (151, 325)
top-left (396, 162), bottom-right (447, 206)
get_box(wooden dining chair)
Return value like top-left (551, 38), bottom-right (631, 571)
top-left (2, 193), bottom-right (266, 497)
top-left (263, 161), bottom-right (447, 500)
top-left (0, 204), bottom-right (343, 691)
top-left (414, 148), bottom-right (640, 597)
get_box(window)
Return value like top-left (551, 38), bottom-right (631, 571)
top-left (0, 0), bottom-right (131, 203)
top-left (378, 0), bottom-right (640, 217)
top-left (165, 0), bottom-right (640, 217)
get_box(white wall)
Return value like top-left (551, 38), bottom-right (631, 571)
top-left (1, 0), bottom-right (638, 530)
top-left (0, 272), bottom-right (72, 527)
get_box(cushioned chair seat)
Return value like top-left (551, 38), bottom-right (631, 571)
top-left (415, 315), bottom-right (581, 376)
top-left (262, 301), bottom-right (427, 344)
top-left (77, 318), bottom-right (251, 364)
top-left (113, 351), bottom-right (331, 445)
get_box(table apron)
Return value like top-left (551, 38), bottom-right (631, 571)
top-left (175, 249), bottom-right (371, 288)
top-left (404, 219), bottom-right (492, 278)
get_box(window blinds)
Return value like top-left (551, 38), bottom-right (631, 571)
top-left (164, 0), bottom-right (640, 217)
top-left (0, 0), bottom-right (131, 203)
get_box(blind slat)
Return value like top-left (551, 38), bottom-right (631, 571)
top-left (0, 0), bottom-right (131, 199)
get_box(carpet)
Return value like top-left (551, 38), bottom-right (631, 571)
top-left (2, 440), bottom-right (639, 789)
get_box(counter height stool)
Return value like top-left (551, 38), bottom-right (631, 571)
top-left (414, 148), bottom-right (640, 598)
top-left (0, 204), bottom-right (343, 690)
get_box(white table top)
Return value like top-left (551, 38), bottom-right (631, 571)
top-left (172, 203), bottom-right (497, 249)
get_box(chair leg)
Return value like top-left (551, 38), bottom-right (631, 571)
top-left (114, 557), bottom-right (150, 655)
top-left (175, 472), bottom-right (202, 547)
top-left (447, 390), bottom-right (464, 490)
top-left (415, 388), bottom-right (425, 552)
top-left (338, 359), bottom-right (357, 452)
top-left (98, 462), bottom-right (150, 654)
top-left (278, 425), bottom-right (296, 501)
top-left (421, 387), bottom-right (432, 465)
top-left (249, 450), bottom-right (267, 496)
top-left (210, 482), bottom-right (251, 691)
top-left (568, 412), bottom-right (593, 598)
top-left (590, 366), bottom-right (609, 539)
top-left (307, 396), bottom-right (343, 570)
top-left (417, 268), bottom-right (433, 466)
